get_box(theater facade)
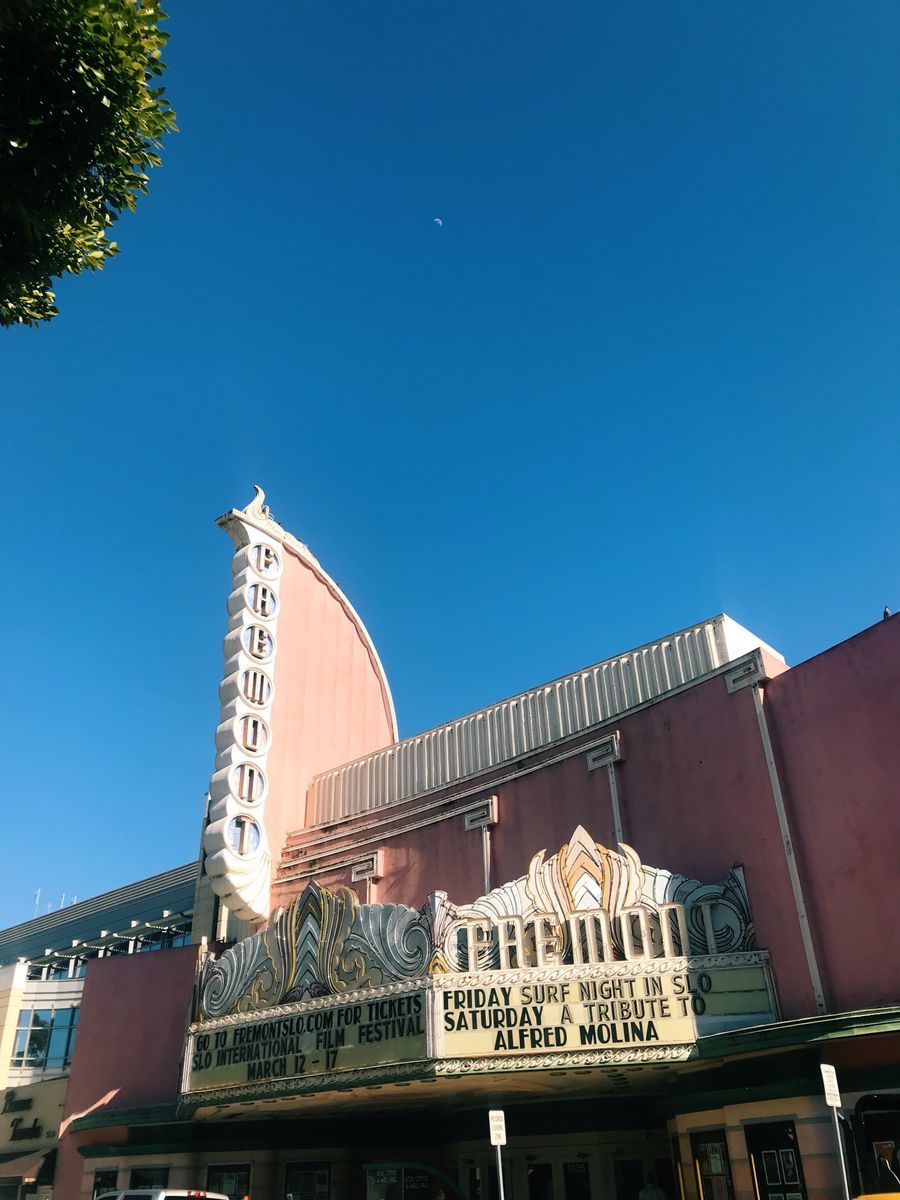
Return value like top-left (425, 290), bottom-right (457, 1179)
top-left (49, 492), bottom-right (900, 1200)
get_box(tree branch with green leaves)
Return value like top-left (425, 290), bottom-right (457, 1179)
top-left (0, 0), bottom-right (176, 326)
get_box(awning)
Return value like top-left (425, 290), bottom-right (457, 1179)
top-left (0, 1149), bottom-right (53, 1184)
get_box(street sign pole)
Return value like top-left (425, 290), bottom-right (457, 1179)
top-left (831, 1107), bottom-right (851, 1200)
top-left (495, 1143), bottom-right (506, 1200)
top-left (489, 1110), bottom-right (507, 1200)
top-left (821, 1064), bottom-right (850, 1200)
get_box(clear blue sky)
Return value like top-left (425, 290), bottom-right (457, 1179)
top-left (1, 1), bottom-right (897, 928)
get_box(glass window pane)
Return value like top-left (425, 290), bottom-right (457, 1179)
top-left (65, 1023), bottom-right (78, 1065)
top-left (11, 1033), bottom-right (26, 1065)
top-left (527, 1164), bottom-right (554, 1200)
top-left (93, 1169), bottom-right (118, 1199)
top-left (286, 1162), bottom-right (330, 1200)
top-left (208, 1165), bottom-right (251, 1200)
top-left (614, 1161), bottom-right (644, 1200)
top-left (564, 1163), bottom-right (592, 1200)
top-left (25, 1027), bottom-right (49, 1066)
top-left (46, 1028), bottom-right (69, 1066)
top-left (129, 1167), bottom-right (169, 1189)
top-left (691, 1131), bottom-right (734, 1200)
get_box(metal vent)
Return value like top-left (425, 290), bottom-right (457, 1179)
top-left (585, 731), bottom-right (622, 771)
top-left (463, 796), bottom-right (498, 831)
top-left (350, 851), bottom-right (384, 883)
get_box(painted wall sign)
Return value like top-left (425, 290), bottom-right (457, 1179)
top-left (182, 826), bottom-right (776, 1105)
top-left (0, 1080), bottom-right (66, 1157)
top-left (2, 1092), bottom-right (32, 1114)
top-left (9, 1117), bottom-right (41, 1141)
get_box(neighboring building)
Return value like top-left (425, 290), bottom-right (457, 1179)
top-left (15, 491), bottom-right (899, 1200)
top-left (0, 866), bottom-right (197, 1200)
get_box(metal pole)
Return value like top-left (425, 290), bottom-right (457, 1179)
top-left (607, 762), bottom-right (624, 845)
top-left (495, 1144), bottom-right (506, 1200)
top-left (751, 684), bottom-right (827, 1014)
top-left (832, 1107), bottom-right (851, 1200)
top-left (482, 825), bottom-right (492, 895)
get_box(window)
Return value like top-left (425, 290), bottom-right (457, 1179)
top-left (613, 1161), bottom-right (644, 1200)
top-left (744, 1121), bottom-right (807, 1200)
top-left (527, 1164), bottom-right (554, 1200)
top-left (367, 1166), bottom-right (459, 1200)
top-left (11, 1005), bottom-right (79, 1071)
top-left (563, 1162), bottom-right (593, 1200)
top-left (208, 1164), bottom-right (251, 1200)
top-left (136, 931), bottom-right (164, 953)
top-left (129, 1167), bottom-right (169, 1189)
top-left (691, 1131), bottom-right (735, 1200)
top-left (27, 960), bottom-right (76, 981)
top-left (285, 1162), bottom-right (329, 1200)
top-left (856, 1095), bottom-right (900, 1195)
top-left (93, 1169), bottom-right (119, 1198)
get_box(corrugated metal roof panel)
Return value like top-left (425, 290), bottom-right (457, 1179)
top-left (0, 862), bottom-right (198, 964)
top-left (311, 615), bottom-right (782, 824)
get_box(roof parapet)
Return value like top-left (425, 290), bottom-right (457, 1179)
top-left (311, 615), bottom-right (783, 824)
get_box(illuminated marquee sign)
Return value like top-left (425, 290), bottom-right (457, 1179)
top-left (186, 989), bottom-right (427, 1095)
top-left (183, 825), bottom-right (775, 1103)
top-left (434, 962), bottom-right (773, 1059)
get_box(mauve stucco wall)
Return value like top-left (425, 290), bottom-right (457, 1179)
top-left (276, 670), bottom-right (817, 1017)
top-left (54, 946), bottom-right (200, 1200)
top-left (460, 672), bottom-right (815, 1018)
top-left (275, 622), bottom-right (899, 1022)
top-left (264, 542), bottom-right (395, 892)
top-left (764, 615), bottom-right (900, 1013)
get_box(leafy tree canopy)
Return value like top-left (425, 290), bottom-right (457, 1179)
top-left (0, 0), bottom-right (176, 326)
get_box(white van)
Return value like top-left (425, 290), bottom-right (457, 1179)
top-left (96, 1191), bottom-right (230, 1200)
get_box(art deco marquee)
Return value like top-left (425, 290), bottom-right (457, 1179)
top-left (182, 828), bottom-right (776, 1108)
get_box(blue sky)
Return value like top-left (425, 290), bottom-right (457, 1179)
top-left (1, 1), bottom-right (897, 928)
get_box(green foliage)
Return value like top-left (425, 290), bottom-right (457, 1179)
top-left (0, 0), bottom-right (176, 326)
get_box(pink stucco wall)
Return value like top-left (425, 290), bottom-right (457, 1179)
top-left (54, 946), bottom-right (200, 1200)
top-left (51, 619), bottom-right (898, 1197)
top-left (274, 619), bottom-right (898, 1023)
top-left (264, 540), bottom-right (396, 900)
top-left (764, 614), bottom-right (900, 1012)
top-left (274, 667), bottom-right (816, 1016)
